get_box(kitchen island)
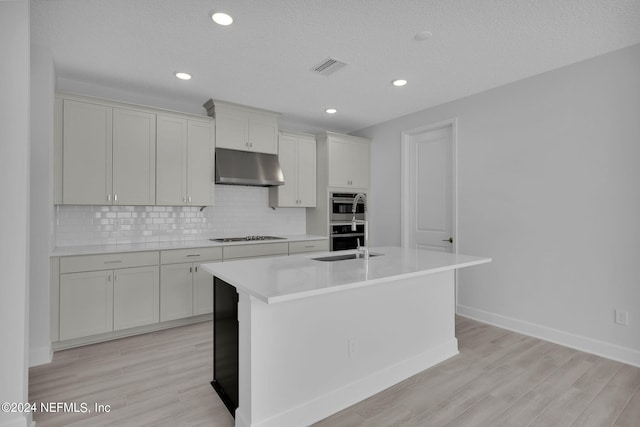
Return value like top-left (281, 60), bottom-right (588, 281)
top-left (201, 246), bottom-right (491, 427)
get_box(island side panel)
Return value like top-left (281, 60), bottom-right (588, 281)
top-left (236, 270), bottom-right (457, 427)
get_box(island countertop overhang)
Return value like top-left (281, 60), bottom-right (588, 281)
top-left (200, 246), bottom-right (491, 304)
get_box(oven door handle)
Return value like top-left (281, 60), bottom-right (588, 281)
top-left (331, 198), bottom-right (364, 204)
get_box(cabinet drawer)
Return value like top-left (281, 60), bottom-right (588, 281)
top-left (60, 251), bottom-right (159, 273)
top-left (223, 242), bottom-right (289, 260)
top-left (160, 247), bottom-right (222, 264)
top-left (289, 240), bottom-right (329, 254)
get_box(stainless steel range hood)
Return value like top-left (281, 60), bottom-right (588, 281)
top-left (215, 148), bottom-right (284, 187)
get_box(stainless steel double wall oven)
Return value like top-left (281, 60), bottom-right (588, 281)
top-left (329, 192), bottom-right (366, 251)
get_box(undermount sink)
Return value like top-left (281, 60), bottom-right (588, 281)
top-left (311, 253), bottom-right (382, 262)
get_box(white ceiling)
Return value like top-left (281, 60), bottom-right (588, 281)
top-left (31, 0), bottom-right (640, 134)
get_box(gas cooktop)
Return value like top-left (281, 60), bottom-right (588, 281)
top-left (209, 236), bottom-right (287, 243)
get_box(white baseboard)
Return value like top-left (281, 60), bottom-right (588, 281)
top-left (29, 344), bottom-right (53, 367)
top-left (245, 339), bottom-right (458, 427)
top-left (52, 314), bottom-right (213, 351)
top-left (457, 304), bottom-right (640, 368)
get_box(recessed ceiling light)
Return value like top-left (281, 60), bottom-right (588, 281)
top-left (325, 108), bottom-right (337, 114)
top-left (211, 12), bottom-right (233, 26)
top-left (175, 72), bottom-right (192, 80)
top-left (414, 31), bottom-right (432, 41)
top-left (392, 79), bottom-right (407, 87)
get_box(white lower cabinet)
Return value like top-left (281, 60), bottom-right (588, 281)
top-left (60, 265), bottom-right (160, 340)
top-left (160, 263), bottom-right (194, 321)
top-left (113, 266), bottom-right (159, 331)
top-left (288, 239), bottom-right (329, 254)
top-left (53, 240), bottom-right (328, 347)
top-left (160, 260), bottom-right (219, 321)
top-left (159, 247), bottom-right (222, 321)
top-left (60, 270), bottom-right (114, 341)
top-left (193, 264), bottom-right (215, 315)
top-left (58, 252), bottom-right (159, 341)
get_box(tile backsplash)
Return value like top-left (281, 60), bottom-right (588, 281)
top-left (55, 186), bottom-right (306, 247)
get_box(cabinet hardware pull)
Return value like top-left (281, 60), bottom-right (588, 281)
top-left (186, 254), bottom-right (200, 257)
top-left (104, 260), bottom-right (122, 264)
top-left (195, 266), bottom-right (198, 272)
top-left (114, 274), bottom-right (118, 281)
top-left (188, 196), bottom-right (192, 203)
top-left (183, 196), bottom-right (187, 203)
top-left (114, 194), bottom-right (118, 202)
top-left (305, 245), bottom-right (314, 248)
top-left (190, 267), bottom-right (193, 273)
top-left (442, 237), bottom-right (453, 243)
top-left (107, 194), bottom-right (112, 202)
top-left (108, 275), bottom-right (111, 282)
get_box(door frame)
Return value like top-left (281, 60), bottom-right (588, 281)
top-left (400, 118), bottom-right (459, 253)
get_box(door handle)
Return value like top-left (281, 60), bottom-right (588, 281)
top-left (442, 237), bottom-right (453, 243)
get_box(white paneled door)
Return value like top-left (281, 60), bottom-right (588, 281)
top-left (401, 120), bottom-right (456, 253)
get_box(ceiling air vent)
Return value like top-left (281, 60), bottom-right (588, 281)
top-left (311, 57), bottom-right (347, 76)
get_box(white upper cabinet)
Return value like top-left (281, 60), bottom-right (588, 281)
top-left (208, 100), bottom-right (279, 154)
top-left (187, 120), bottom-right (214, 205)
top-left (55, 92), bottom-right (212, 206)
top-left (269, 132), bottom-right (316, 207)
top-left (319, 132), bottom-right (370, 190)
top-left (59, 98), bottom-right (156, 205)
top-left (60, 99), bottom-right (113, 205)
top-left (297, 136), bottom-right (318, 205)
top-left (112, 108), bottom-right (156, 205)
top-left (156, 115), bottom-right (214, 206)
top-left (156, 115), bottom-right (187, 205)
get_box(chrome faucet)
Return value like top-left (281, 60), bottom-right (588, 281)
top-left (351, 193), bottom-right (369, 260)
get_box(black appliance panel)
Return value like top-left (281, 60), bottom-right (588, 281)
top-left (212, 277), bottom-right (239, 416)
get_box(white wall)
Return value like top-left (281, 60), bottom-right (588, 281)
top-left (29, 44), bottom-right (55, 366)
top-left (354, 44), bottom-right (640, 366)
top-left (0, 0), bottom-right (32, 426)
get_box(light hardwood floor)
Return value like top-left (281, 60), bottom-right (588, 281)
top-left (29, 317), bottom-right (640, 426)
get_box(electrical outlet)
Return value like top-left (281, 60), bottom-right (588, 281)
top-left (348, 338), bottom-right (357, 358)
top-left (615, 309), bottom-right (628, 326)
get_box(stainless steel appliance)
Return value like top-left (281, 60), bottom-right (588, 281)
top-left (330, 223), bottom-right (365, 251)
top-left (330, 192), bottom-right (365, 222)
top-left (329, 192), bottom-right (367, 251)
top-left (214, 148), bottom-right (285, 187)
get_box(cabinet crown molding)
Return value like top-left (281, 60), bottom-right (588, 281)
top-left (56, 91), bottom-right (212, 122)
top-left (203, 98), bottom-right (280, 119)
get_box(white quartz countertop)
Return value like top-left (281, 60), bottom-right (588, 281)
top-left (51, 234), bottom-right (327, 256)
top-left (200, 246), bottom-right (491, 304)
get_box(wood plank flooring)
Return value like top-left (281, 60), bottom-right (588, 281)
top-left (29, 317), bottom-right (640, 426)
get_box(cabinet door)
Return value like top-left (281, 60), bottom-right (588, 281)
top-left (187, 120), bottom-right (213, 205)
top-left (62, 100), bottom-right (112, 204)
top-left (60, 270), bottom-right (113, 340)
top-left (248, 113), bottom-right (278, 154)
top-left (193, 262), bottom-right (216, 315)
top-left (160, 263), bottom-right (193, 321)
top-left (113, 266), bottom-right (159, 330)
top-left (112, 109), bottom-right (156, 205)
top-left (351, 141), bottom-right (370, 189)
top-left (296, 137), bottom-right (317, 207)
top-left (156, 115), bottom-right (187, 205)
top-left (215, 109), bottom-right (248, 151)
top-left (327, 139), bottom-right (354, 188)
top-left (327, 139), bottom-right (369, 189)
top-left (274, 134), bottom-right (297, 207)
